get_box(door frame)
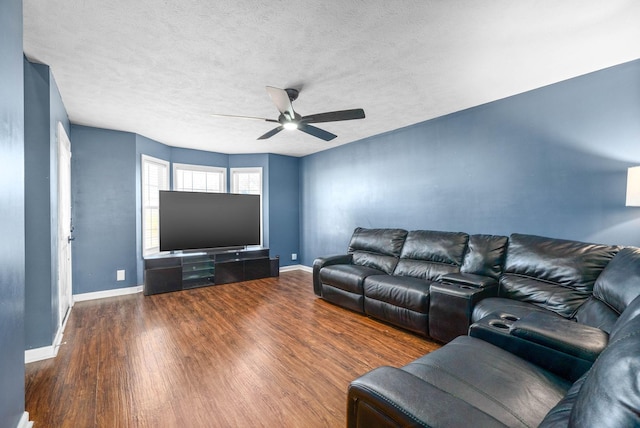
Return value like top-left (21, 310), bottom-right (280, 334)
top-left (57, 121), bottom-right (73, 327)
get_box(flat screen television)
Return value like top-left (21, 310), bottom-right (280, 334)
top-left (159, 191), bottom-right (261, 252)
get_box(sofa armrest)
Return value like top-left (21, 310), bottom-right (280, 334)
top-left (510, 312), bottom-right (608, 362)
top-left (429, 282), bottom-right (499, 343)
top-left (440, 272), bottom-right (497, 288)
top-left (348, 366), bottom-right (507, 428)
top-left (312, 254), bottom-right (353, 296)
top-left (469, 312), bottom-right (607, 382)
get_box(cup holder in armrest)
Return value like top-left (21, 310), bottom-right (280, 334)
top-left (487, 314), bottom-right (518, 330)
top-left (488, 320), bottom-right (511, 330)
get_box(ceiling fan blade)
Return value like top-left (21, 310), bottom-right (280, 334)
top-left (301, 108), bottom-right (365, 123)
top-left (211, 113), bottom-right (279, 123)
top-left (266, 86), bottom-right (295, 119)
top-left (257, 126), bottom-right (284, 140)
top-left (298, 124), bottom-right (337, 141)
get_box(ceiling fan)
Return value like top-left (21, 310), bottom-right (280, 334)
top-left (212, 86), bottom-right (365, 141)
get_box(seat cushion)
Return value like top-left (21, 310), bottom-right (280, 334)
top-left (363, 275), bottom-right (431, 313)
top-left (402, 336), bottom-right (572, 428)
top-left (319, 264), bottom-right (385, 294)
top-left (363, 275), bottom-right (432, 335)
top-left (348, 366), bottom-right (512, 427)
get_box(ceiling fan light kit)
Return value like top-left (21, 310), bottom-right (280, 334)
top-left (213, 86), bottom-right (365, 142)
top-left (283, 122), bottom-right (299, 130)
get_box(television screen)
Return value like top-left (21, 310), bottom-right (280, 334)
top-left (159, 191), bottom-right (260, 252)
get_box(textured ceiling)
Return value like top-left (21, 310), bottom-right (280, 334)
top-left (23, 0), bottom-right (640, 157)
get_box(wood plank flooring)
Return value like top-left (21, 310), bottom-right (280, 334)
top-left (25, 270), bottom-right (439, 427)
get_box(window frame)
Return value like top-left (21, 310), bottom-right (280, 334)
top-left (141, 154), bottom-right (170, 256)
top-left (172, 163), bottom-right (227, 193)
top-left (230, 167), bottom-right (262, 195)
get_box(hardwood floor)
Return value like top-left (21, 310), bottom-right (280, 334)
top-left (25, 270), bottom-right (439, 427)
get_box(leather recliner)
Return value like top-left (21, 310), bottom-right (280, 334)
top-left (313, 227), bottom-right (507, 337)
top-left (347, 293), bottom-right (640, 428)
top-left (313, 227), bottom-right (408, 313)
top-left (346, 238), bottom-right (640, 427)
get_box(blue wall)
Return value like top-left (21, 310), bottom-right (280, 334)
top-left (24, 60), bottom-right (70, 349)
top-left (24, 60), bottom-right (52, 348)
top-left (171, 146), bottom-right (228, 170)
top-left (71, 126), bottom-right (138, 294)
top-left (268, 154), bottom-right (300, 264)
top-left (300, 59), bottom-right (640, 266)
top-left (0, 0), bottom-right (26, 425)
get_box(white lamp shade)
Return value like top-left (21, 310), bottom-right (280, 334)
top-left (627, 166), bottom-right (640, 207)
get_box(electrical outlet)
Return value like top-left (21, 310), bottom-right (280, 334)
top-left (117, 270), bottom-right (125, 281)
top-left (291, 253), bottom-right (297, 261)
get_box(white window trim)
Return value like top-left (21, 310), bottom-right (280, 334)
top-left (141, 154), bottom-right (169, 256)
top-left (172, 163), bottom-right (227, 193)
top-left (230, 167), bottom-right (263, 247)
top-left (230, 167), bottom-right (262, 194)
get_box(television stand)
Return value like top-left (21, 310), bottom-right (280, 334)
top-left (143, 248), bottom-right (279, 295)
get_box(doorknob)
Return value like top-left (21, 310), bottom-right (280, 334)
top-left (68, 236), bottom-right (75, 243)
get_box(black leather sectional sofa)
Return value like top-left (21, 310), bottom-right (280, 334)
top-left (312, 227), bottom-right (640, 427)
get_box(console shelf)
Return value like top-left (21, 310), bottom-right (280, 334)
top-left (144, 248), bottom-right (278, 295)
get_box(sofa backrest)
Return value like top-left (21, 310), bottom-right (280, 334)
top-left (574, 247), bottom-right (640, 332)
top-left (460, 234), bottom-right (508, 279)
top-left (500, 234), bottom-right (619, 318)
top-left (539, 294), bottom-right (640, 427)
top-left (347, 227), bottom-right (408, 274)
top-left (568, 294), bottom-right (640, 427)
top-left (393, 230), bottom-right (469, 280)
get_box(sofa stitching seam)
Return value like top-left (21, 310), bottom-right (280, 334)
top-left (608, 328), bottom-right (640, 346)
top-left (407, 361), bottom-right (533, 428)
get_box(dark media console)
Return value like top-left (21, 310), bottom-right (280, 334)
top-left (143, 248), bottom-right (279, 295)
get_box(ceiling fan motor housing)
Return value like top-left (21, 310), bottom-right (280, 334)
top-left (285, 88), bottom-right (299, 102)
top-left (279, 112), bottom-right (301, 124)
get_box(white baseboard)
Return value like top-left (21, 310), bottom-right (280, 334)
top-left (17, 412), bottom-right (33, 428)
top-left (25, 345), bottom-right (57, 363)
top-left (73, 284), bottom-right (143, 302)
top-left (25, 303), bottom-right (72, 364)
top-left (25, 285), bottom-right (142, 363)
top-left (281, 264), bottom-right (312, 273)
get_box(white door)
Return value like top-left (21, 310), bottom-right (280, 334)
top-left (57, 122), bottom-right (73, 326)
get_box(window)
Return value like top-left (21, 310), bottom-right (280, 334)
top-left (173, 163), bottom-right (226, 193)
top-left (141, 155), bottom-right (169, 255)
top-left (231, 167), bottom-right (262, 195)
top-left (231, 167), bottom-right (263, 245)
